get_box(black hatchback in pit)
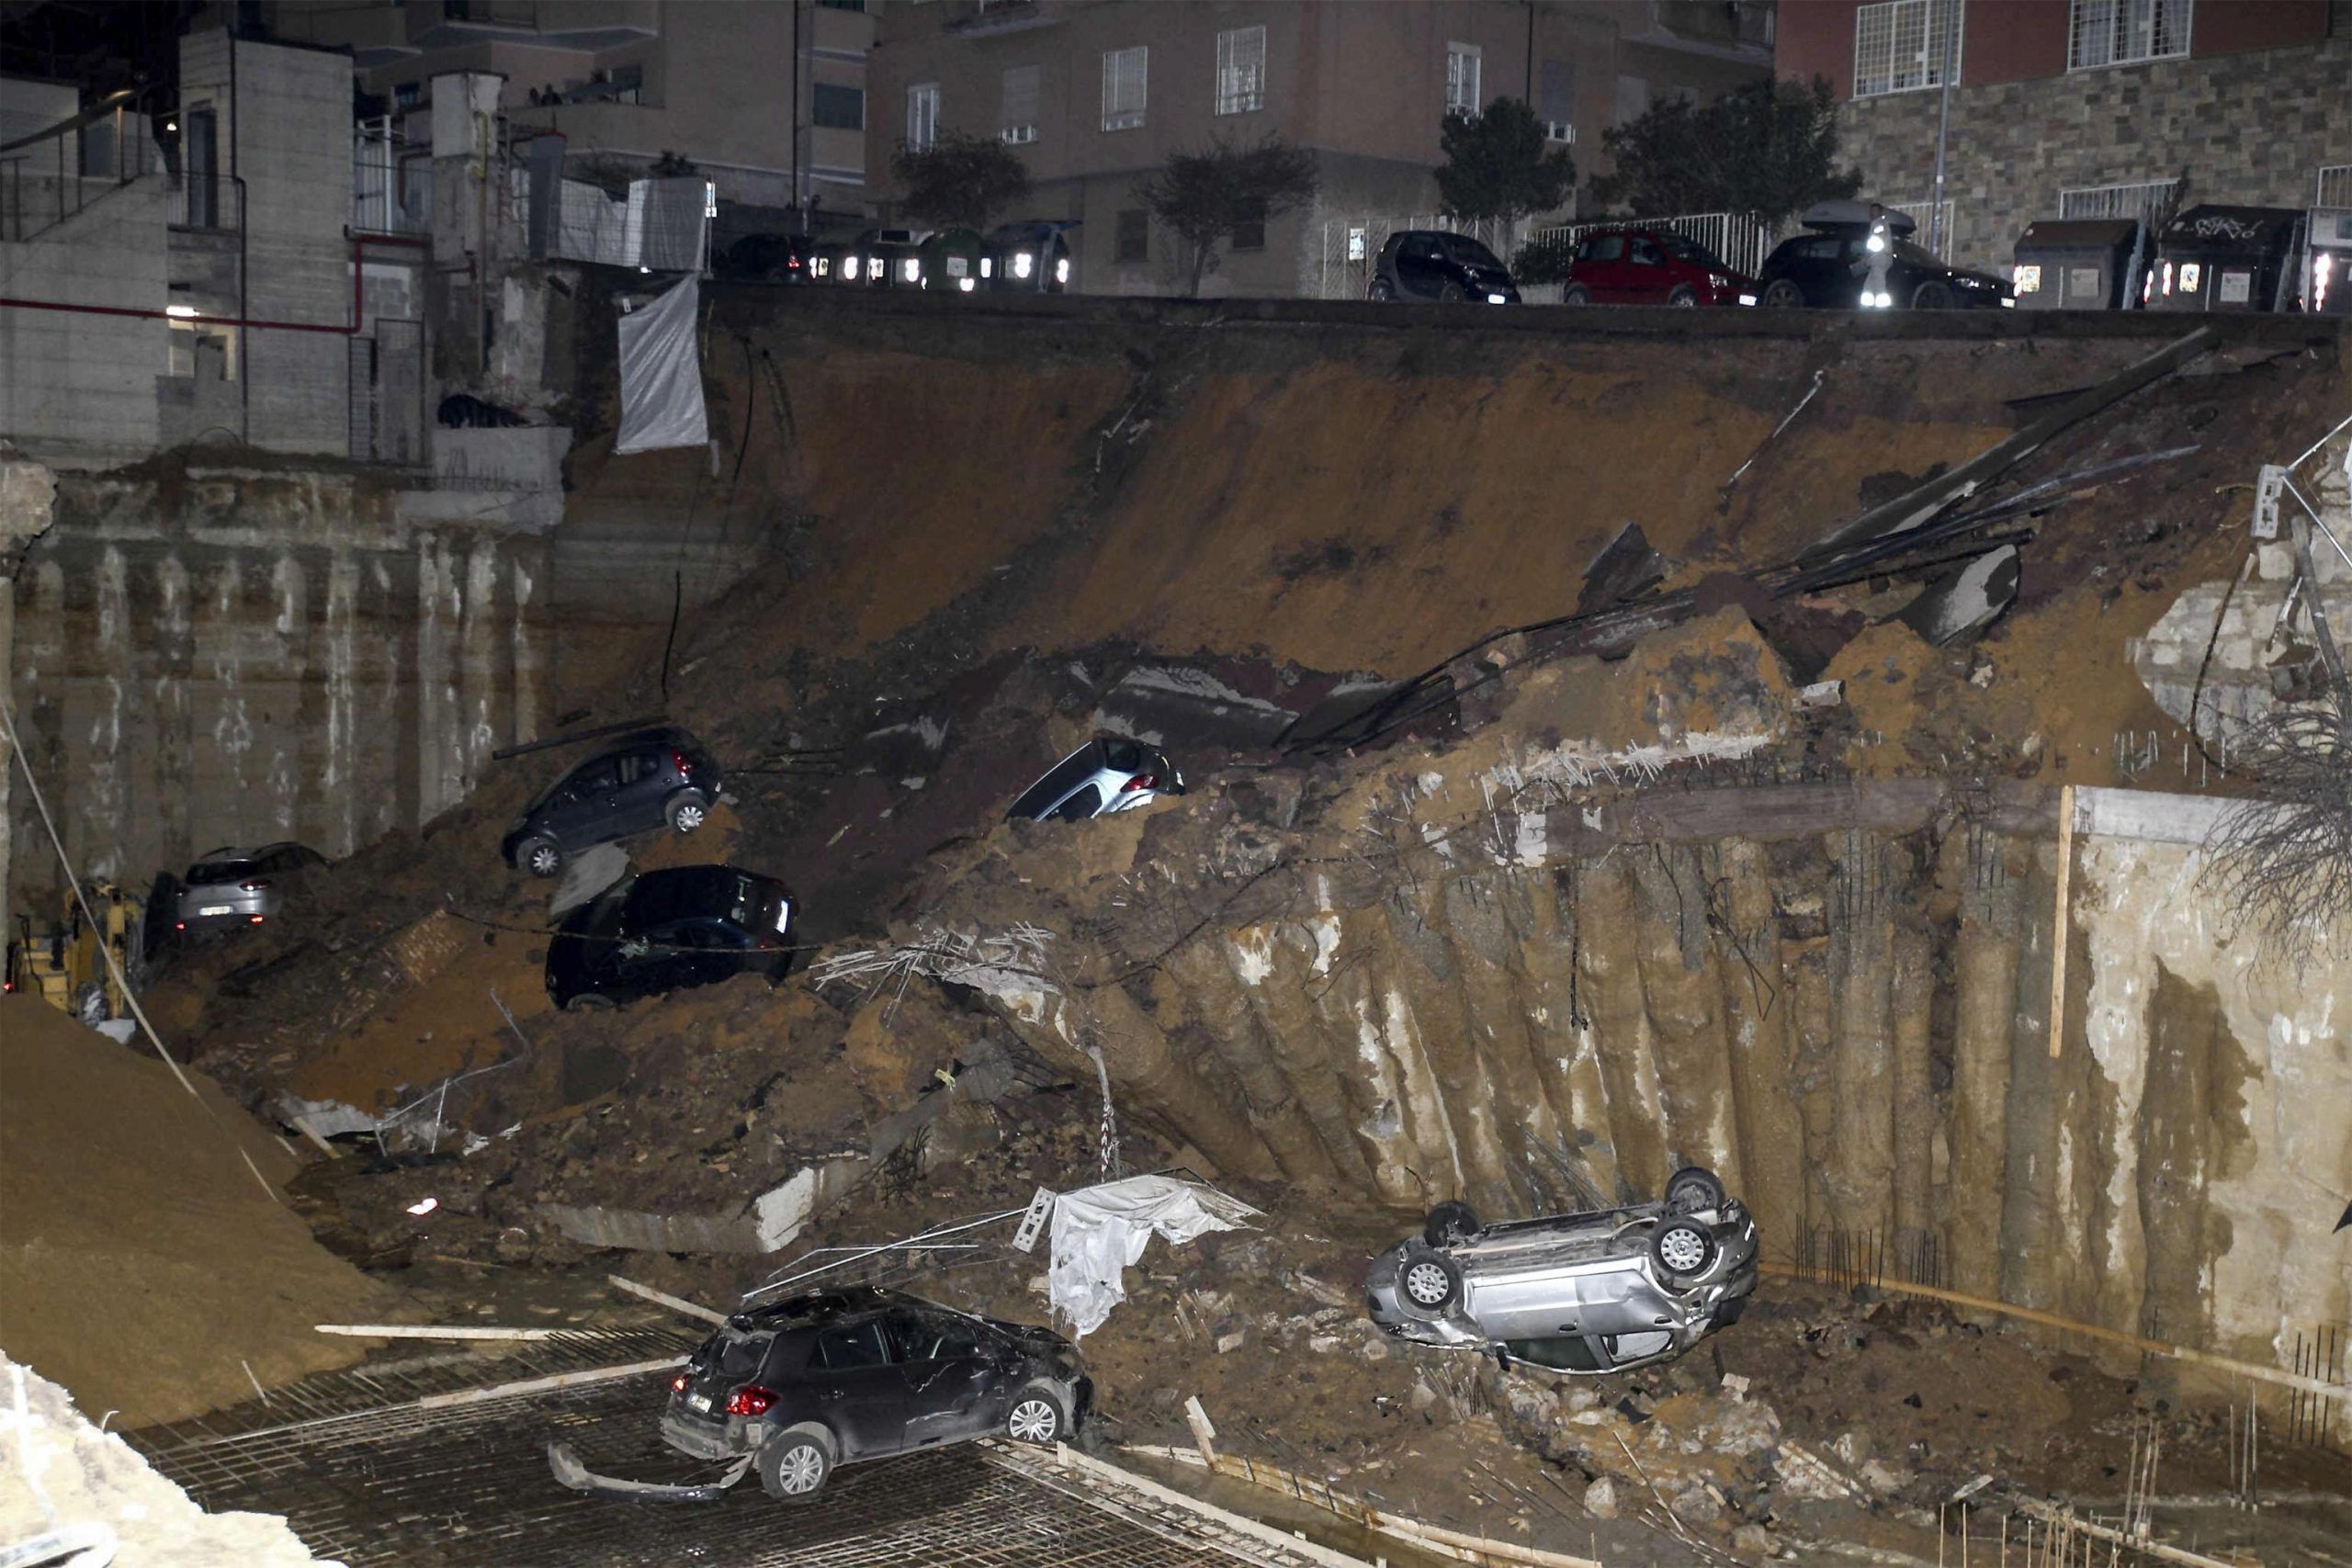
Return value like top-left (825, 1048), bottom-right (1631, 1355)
top-left (502, 727), bottom-right (722, 878)
top-left (544, 864), bottom-right (793, 1011)
top-left (657, 1287), bottom-right (1090, 1502)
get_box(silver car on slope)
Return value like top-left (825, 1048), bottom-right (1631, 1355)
top-left (1363, 1167), bottom-right (1758, 1376)
top-left (1006, 738), bottom-right (1183, 823)
top-left (175, 842), bottom-right (329, 936)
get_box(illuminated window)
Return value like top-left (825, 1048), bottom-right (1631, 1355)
top-left (1102, 45), bottom-right (1147, 131)
top-left (2068, 0), bottom-right (2190, 70)
top-left (1445, 42), bottom-right (1481, 117)
top-left (1216, 26), bottom-right (1265, 115)
top-left (1853, 0), bottom-right (1962, 98)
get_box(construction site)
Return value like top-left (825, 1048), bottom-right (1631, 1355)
top-left (6, 283), bottom-right (2351, 1567)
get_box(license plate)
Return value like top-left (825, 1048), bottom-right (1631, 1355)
top-left (689, 1393), bottom-right (712, 1413)
top-left (199, 905), bottom-right (232, 916)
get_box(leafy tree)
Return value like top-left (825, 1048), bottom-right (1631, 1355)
top-left (1590, 78), bottom-right (1860, 227)
top-left (1136, 132), bottom-right (1318, 297)
top-left (1435, 96), bottom-right (1575, 238)
top-left (889, 130), bottom-right (1032, 233)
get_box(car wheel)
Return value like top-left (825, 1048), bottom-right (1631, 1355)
top-left (564, 992), bottom-right (617, 1014)
top-left (518, 837), bottom-right (562, 878)
top-left (666, 793), bottom-right (708, 833)
top-left (1667, 284), bottom-right (1699, 307)
top-left (1911, 280), bottom-right (1954, 310)
top-left (1396, 1242), bottom-right (1464, 1317)
top-left (1664, 1166), bottom-right (1726, 1214)
top-left (1005, 1382), bottom-right (1069, 1444)
top-left (1422, 1200), bottom-right (1483, 1247)
top-left (1438, 281), bottom-right (1465, 303)
top-left (1562, 284), bottom-right (1590, 306)
top-left (1761, 278), bottom-right (1805, 309)
top-left (1368, 279), bottom-right (1394, 301)
top-left (757, 1426), bottom-right (834, 1503)
top-left (1650, 1220), bottom-right (1719, 1282)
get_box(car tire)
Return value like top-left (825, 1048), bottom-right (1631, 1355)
top-left (1761, 279), bottom-right (1805, 309)
top-left (517, 837), bottom-right (563, 878)
top-left (1422, 1200), bottom-right (1483, 1247)
top-left (665, 793), bottom-right (708, 833)
top-left (757, 1425), bottom-right (834, 1503)
top-left (1911, 280), bottom-right (1954, 310)
top-left (1562, 284), bottom-right (1590, 306)
top-left (1667, 284), bottom-right (1699, 307)
top-left (1395, 1242), bottom-right (1464, 1317)
top-left (1004, 1382), bottom-right (1069, 1445)
top-left (1665, 1166), bottom-right (1726, 1214)
top-left (1650, 1219), bottom-right (1719, 1282)
top-left (1368, 279), bottom-right (1394, 301)
top-left (1438, 281), bottom-right (1465, 303)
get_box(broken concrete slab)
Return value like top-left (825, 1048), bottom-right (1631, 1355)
top-left (1896, 544), bottom-right (2019, 646)
top-left (1577, 522), bottom-right (1672, 615)
top-left (550, 842), bottom-right (630, 918)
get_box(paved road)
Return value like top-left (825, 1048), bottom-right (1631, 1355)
top-left (136, 1370), bottom-right (1339, 1567)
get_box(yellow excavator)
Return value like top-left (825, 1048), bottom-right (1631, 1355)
top-left (4, 883), bottom-right (145, 1025)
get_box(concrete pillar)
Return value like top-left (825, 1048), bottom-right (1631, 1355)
top-left (1718, 838), bottom-right (1804, 1247)
top-left (0, 456), bottom-right (60, 919)
top-left (1947, 833), bottom-right (2023, 1299)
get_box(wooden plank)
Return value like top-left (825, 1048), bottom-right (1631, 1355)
top-left (606, 1273), bottom-right (728, 1326)
top-left (2048, 784), bottom-right (2075, 1059)
top-left (314, 1324), bottom-right (563, 1341)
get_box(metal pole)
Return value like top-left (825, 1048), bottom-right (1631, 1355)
top-left (1929, 0), bottom-right (1957, 256)
top-left (791, 0), bottom-right (803, 228)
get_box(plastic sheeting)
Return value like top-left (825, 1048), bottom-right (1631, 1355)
top-left (1047, 1175), bottom-right (1261, 1337)
top-left (615, 275), bottom-right (707, 455)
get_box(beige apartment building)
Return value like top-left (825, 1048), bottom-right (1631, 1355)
top-left (865, 0), bottom-right (1773, 296)
top-left (254, 0), bottom-right (876, 222)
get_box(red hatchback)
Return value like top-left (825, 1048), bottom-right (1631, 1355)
top-left (1561, 228), bottom-right (1749, 307)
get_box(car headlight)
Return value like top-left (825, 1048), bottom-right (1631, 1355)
top-left (901, 257), bottom-right (920, 283)
top-left (1711, 274), bottom-right (1733, 289)
top-left (1013, 251), bottom-right (1034, 279)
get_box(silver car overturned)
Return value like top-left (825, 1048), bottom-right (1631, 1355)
top-left (1364, 1167), bottom-right (1758, 1376)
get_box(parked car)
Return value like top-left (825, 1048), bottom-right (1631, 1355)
top-left (717, 232), bottom-right (820, 284)
top-left (1363, 1167), bottom-right (1758, 1377)
top-left (571, 1286), bottom-right (1088, 1503)
top-left (502, 726), bottom-right (722, 878)
top-left (1748, 213), bottom-right (2011, 310)
top-left (544, 864), bottom-right (793, 1011)
top-left (1007, 737), bottom-right (1183, 823)
top-left (1560, 228), bottom-right (1748, 307)
top-left (982, 220), bottom-right (1078, 292)
top-left (175, 842), bottom-right (328, 936)
top-left (840, 228), bottom-right (927, 288)
top-left (1369, 231), bottom-right (1521, 304)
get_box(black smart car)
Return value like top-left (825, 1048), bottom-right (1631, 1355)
top-left (717, 232), bottom-right (820, 284)
top-left (1751, 227), bottom-right (2011, 310)
top-left (502, 727), bottom-right (721, 878)
top-left (656, 1287), bottom-right (1088, 1502)
top-left (544, 864), bottom-right (792, 1011)
top-left (1369, 230), bottom-right (1521, 304)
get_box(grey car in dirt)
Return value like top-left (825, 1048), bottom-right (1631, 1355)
top-left (1006, 737), bottom-right (1183, 823)
top-left (1363, 1167), bottom-right (1758, 1376)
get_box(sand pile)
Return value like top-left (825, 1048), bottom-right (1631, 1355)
top-left (0, 997), bottom-right (397, 1427)
top-left (0, 1353), bottom-right (331, 1567)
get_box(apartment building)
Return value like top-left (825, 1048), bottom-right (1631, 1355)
top-left (865, 0), bottom-right (1773, 297)
top-left (256, 0), bottom-right (877, 224)
top-left (1776, 0), bottom-right (2352, 274)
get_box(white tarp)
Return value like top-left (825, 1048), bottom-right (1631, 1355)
top-left (615, 274), bottom-right (707, 455)
top-left (1046, 1175), bottom-right (1260, 1337)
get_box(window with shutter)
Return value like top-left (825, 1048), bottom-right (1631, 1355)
top-left (1102, 45), bottom-right (1148, 131)
top-left (1445, 42), bottom-right (1480, 117)
top-left (907, 83), bottom-right (939, 150)
top-left (1538, 58), bottom-right (1573, 141)
top-left (1001, 63), bottom-right (1040, 143)
top-left (1216, 25), bottom-right (1265, 115)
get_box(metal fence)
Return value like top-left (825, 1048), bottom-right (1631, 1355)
top-left (1888, 197), bottom-right (1955, 259)
top-left (2320, 164), bottom-right (2352, 208)
top-left (1314, 211), bottom-right (1463, 299)
top-left (1523, 209), bottom-right (1778, 278)
top-left (2059, 178), bottom-right (2180, 221)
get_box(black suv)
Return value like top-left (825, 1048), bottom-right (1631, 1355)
top-left (502, 727), bottom-right (721, 878)
top-left (1369, 230), bottom-right (1521, 304)
top-left (659, 1287), bottom-right (1089, 1502)
top-left (1752, 229), bottom-right (2011, 310)
top-left (544, 864), bottom-right (793, 1010)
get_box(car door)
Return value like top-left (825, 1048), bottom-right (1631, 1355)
top-left (1396, 235), bottom-right (1444, 299)
top-left (803, 1318), bottom-right (913, 1458)
top-left (885, 1311), bottom-right (1000, 1445)
top-left (553, 755), bottom-right (623, 845)
top-left (1625, 235), bottom-right (1669, 301)
top-left (1581, 233), bottom-right (1628, 300)
top-left (613, 747), bottom-right (671, 833)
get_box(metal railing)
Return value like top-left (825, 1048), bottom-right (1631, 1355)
top-left (2320, 164), bottom-right (2352, 208)
top-left (2059, 178), bottom-right (2180, 221)
top-left (1523, 209), bottom-right (1778, 278)
top-left (0, 102), bottom-right (159, 243)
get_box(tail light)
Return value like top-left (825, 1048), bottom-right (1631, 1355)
top-left (240, 879), bottom-right (270, 891)
top-left (250, 915), bottom-right (266, 925)
top-left (723, 1385), bottom-right (775, 1417)
top-left (671, 1373), bottom-right (691, 1393)
top-left (672, 750), bottom-right (692, 778)
top-left (175, 922), bottom-right (186, 931)
top-left (1120, 773), bottom-right (1158, 793)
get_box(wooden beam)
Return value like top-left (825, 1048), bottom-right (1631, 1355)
top-left (2006, 1496), bottom-right (2243, 1568)
top-left (607, 1273), bottom-right (729, 1326)
top-left (2048, 783), bottom-right (2075, 1059)
top-left (313, 1324), bottom-right (563, 1340)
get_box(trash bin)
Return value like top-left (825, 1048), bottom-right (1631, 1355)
top-left (982, 220), bottom-right (1079, 293)
top-left (919, 227), bottom-right (986, 293)
top-left (2304, 208), bottom-right (2352, 315)
top-left (2010, 218), bottom-right (2143, 310)
top-left (2147, 205), bottom-right (2304, 312)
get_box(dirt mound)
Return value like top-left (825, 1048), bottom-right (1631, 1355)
top-left (0, 1354), bottom-right (328, 1567)
top-left (0, 998), bottom-right (397, 1426)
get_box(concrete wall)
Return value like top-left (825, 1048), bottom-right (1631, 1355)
top-left (0, 179), bottom-right (169, 465)
top-left (5, 466), bottom-right (550, 908)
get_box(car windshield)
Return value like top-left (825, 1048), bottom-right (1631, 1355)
top-left (1660, 232), bottom-right (1725, 269)
top-left (1009, 743), bottom-right (1110, 819)
top-left (712, 1330), bottom-right (769, 1380)
top-left (187, 858), bottom-right (260, 885)
top-left (625, 870), bottom-right (764, 931)
top-left (1447, 236), bottom-right (1505, 269)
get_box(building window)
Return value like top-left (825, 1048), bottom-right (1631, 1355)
top-left (1001, 63), bottom-right (1039, 143)
top-left (2068, 0), bottom-right (2190, 70)
top-left (1445, 42), bottom-right (1481, 117)
top-left (1102, 45), bottom-right (1148, 130)
top-left (1853, 0), bottom-right (1962, 97)
top-left (1216, 25), bottom-right (1265, 115)
top-left (813, 84), bottom-right (864, 130)
top-left (1231, 217), bottom-right (1265, 252)
top-left (2058, 177), bottom-right (2179, 219)
top-left (907, 83), bottom-right (939, 151)
top-left (2321, 164), bottom-right (2352, 207)
top-left (1537, 58), bottom-right (1574, 143)
top-left (1116, 208), bottom-right (1148, 263)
